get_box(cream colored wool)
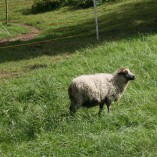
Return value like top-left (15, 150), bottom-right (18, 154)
top-left (68, 68), bottom-right (135, 114)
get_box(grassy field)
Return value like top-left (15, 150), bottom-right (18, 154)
top-left (0, 0), bottom-right (157, 156)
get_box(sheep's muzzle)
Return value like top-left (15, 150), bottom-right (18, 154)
top-left (128, 75), bottom-right (135, 80)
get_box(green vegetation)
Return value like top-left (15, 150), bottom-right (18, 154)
top-left (31, 0), bottom-right (65, 13)
top-left (31, 0), bottom-right (116, 13)
top-left (0, 0), bottom-right (157, 156)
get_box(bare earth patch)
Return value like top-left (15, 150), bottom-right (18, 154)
top-left (0, 24), bottom-right (41, 43)
top-left (0, 71), bottom-right (24, 80)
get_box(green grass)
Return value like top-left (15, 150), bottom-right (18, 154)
top-left (0, 0), bottom-right (157, 156)
top-left (1, 35), bottom-right (157, 156)
top-left (0, 0), bottom-right (157, 39)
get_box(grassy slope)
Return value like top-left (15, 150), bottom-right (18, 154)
top-left (1, 35), bottom-right (157, 156)
top-left (0, 0), bottom-right (157, 156)
top-left (0, 0), bottom-right (157, 75)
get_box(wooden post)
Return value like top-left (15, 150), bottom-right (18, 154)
top-left (6, 0), bottom-right (8, 24)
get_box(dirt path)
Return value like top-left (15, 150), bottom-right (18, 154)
top-left (0, 24), bottom-right (41, 43)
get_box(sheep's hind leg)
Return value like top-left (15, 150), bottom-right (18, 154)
top-left (69, 102), bottom-right (77, 116)
top-left (69, 98), bottom-right (83, 116)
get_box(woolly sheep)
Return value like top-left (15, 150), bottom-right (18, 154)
top-left (68, 68), bottom-right (135, 115)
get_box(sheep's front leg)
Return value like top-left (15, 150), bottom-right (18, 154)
top-left (106, 99), bottom-right (112, 113)
top-left (98, 103), bottom-right (104, 115)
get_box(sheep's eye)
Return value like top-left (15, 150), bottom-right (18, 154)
top-left (118, 71), bottom-right (128, 75)
top-left (123, 71), bottom-right (128, 74)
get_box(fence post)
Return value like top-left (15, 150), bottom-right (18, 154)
top-left (93, 0), bottom-right (99, 40)
top-left (5, 0), bottom-right (8, 24)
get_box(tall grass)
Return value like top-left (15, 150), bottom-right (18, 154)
top-left (0, 0), bottom-right (157, 156)
top-left (0, 34), bottom-right (157, 156)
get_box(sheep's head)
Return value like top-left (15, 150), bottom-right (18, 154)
top-left (117, 68), bottom-right (135, 81)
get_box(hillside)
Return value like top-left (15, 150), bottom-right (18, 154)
top-left (0, 0), bottom-right (157, 156)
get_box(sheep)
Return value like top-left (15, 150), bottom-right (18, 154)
top-left (68, 68), bottom-right (135, 115)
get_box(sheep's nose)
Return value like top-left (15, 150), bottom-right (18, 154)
top-left (132, 75), bottom-right (135, 80)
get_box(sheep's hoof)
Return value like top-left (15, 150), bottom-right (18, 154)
top-left (69, 111), bottom-right (75, 117)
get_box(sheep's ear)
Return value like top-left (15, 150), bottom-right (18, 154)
top-left (117, 68), bottom-right (128, 74)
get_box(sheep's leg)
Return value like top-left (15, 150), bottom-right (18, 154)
top-left (69, 102), bottom-right (77, 116)
top-left (98, 103), bottom-right (104, 115)
top-left (106, 99), bottom-right (112, 113)
top-left (69, 98), bottom-right (83, 116)
top-left (107, 105), bottom-right (112, 113)
top-left (107, 104), bottom-right (111, 113)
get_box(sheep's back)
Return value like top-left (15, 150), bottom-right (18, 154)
top-left (71, 73), bottom-right (113, 101)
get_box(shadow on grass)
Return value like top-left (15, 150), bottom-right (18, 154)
top-left (0, 0), bottom-right (157, 63)
top-left (21, 7), bottom-right (62, 15)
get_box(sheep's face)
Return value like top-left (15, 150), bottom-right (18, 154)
top-left (117, 68), bottom-right (135, 81)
